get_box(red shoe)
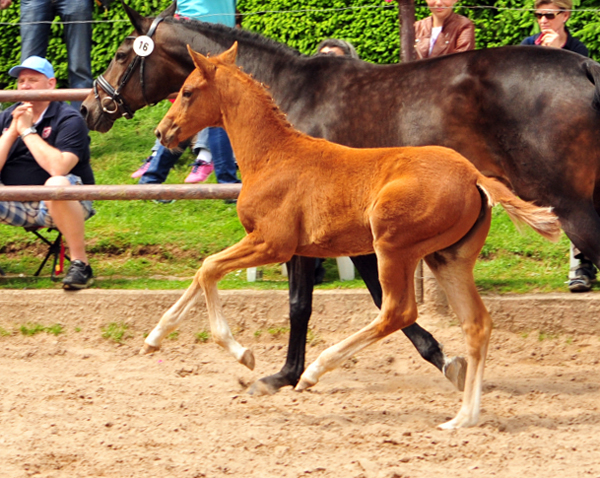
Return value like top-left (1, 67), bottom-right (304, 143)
top-left (185, 161), bottom-right (214, 183)
top-left (131, 156), bottom-right (153, 179)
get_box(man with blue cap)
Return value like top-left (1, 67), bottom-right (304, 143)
top-left (0, 56), bottom-right (95, 289)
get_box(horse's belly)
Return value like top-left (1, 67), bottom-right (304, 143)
top-left (296, 228), bottom-right (374, 257)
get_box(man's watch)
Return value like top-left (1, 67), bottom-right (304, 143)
top-left (20, 126), bottom-right (37, 139)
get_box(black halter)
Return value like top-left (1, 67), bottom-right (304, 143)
top-left (93, 15), bottom-right (164, 119)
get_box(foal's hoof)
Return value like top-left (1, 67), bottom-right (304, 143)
top-left (240, 349), bottom-right (256, 370)
top-left (140, 343), bottom-right (160, 355)
top-left (294, 377), bottom-right (315, 392)
top-left (443, 356), bottom-right (467, 392)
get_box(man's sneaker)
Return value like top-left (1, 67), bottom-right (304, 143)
top-left (62, 260), bottom-right (94, 290)
top-left (185, 160), bottom-right (214, 183)
top-left (568, 261), bottom-right (597, 293)
top-left (131, 155), bottom-right (153, 179)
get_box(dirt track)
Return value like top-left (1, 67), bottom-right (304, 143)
top-left (1, 290), bottom-right (599, 477)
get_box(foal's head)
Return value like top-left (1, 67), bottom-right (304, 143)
top-left (155, 43), bottom-right (238, 149)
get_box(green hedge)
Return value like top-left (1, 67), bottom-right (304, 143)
top-left (0, 0), bottom-right (173, 89)
top-left (0, 0), bottom-right (598, 89)
top-left (238, 0), bottom-right (600, 62)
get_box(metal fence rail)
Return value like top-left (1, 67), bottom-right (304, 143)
top-left (0, 89), bottom-right (91, 102)
top-left (0, 184), bottom-right (241, 202)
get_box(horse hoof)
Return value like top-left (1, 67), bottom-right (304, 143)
top-left (248, 380), bottom-right (277, 396)
top-left (240, 349), bottom-right (255, 370)
top-left (438, 415), bottom-right (477, 429)
top-left (443, 356), bottom-right (467, 392)
top-left (140, 343), bottom-right (160, 355)
top-left (294, 377), bottom-right (315, 392)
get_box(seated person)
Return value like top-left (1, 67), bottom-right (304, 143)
top-left (0, 56), bottom-right (95, 289)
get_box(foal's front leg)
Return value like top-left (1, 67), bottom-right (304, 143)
top-left (143, 235), bottom-right (288, 369)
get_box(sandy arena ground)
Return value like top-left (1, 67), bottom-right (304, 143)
top-left (0, 290), bottom-right (599, 477)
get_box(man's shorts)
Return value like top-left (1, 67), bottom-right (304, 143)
top-left (0, 174), bottom-right (95, 228)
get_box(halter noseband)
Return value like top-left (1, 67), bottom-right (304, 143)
top-left (93, 15), bottom-right (164, 119)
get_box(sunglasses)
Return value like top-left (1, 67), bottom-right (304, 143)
top-left (534, 11), bottom-right (563, 20)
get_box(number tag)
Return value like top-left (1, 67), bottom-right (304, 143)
top-left (133, 36), bottom-right (155, 57)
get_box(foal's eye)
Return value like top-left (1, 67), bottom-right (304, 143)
top-left (182, 90), bottom-right (193, 99)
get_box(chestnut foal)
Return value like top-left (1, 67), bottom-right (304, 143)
top-left (149, 44), bottom-right (561, 428)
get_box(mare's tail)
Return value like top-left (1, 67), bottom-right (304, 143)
top-left (476, 176), bottom-right (562, 243)
top-left (583, 59), bottom-right (600, 112)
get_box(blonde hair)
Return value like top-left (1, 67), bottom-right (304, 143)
top-left (535, 0), bottom-right (572, 11)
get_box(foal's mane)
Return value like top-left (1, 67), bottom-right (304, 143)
top-left (215, 56), bottom-right (296, 132)
top-left (164, 16), bottom-right (305, 60)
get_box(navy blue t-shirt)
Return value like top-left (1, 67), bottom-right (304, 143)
top-left (0, 101), bottom-right (94, 186)
top-left (521, 28), bottom-right (589, 57)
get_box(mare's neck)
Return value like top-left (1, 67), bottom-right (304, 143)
top-left (176, 20), bottom-right (309, 109)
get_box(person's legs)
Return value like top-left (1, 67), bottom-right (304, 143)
top-left (43, 175), bottom-right (94, 289)
top-left (193, 128), bottom-right (210, 152)
top-left (208, 127), bottom-right (239, 184)
top-left (132, 139), bottom-right (161, 178)
top-left (57, 0), bottom-right (93, 110)
top-left (0, 176), bottom-right (94, 288)
top-left (139, 143), bottom-right (187, 184)
top-left (20, 0), bottom-right (53, 61)
top-left (568, 242), bottom-right (597, 292)
top-left (186, 129), bottom-right (214, 183)
top-left (43, 175), bottom-right (93, 264)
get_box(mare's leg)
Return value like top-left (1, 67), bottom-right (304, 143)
top-left (425, 206), bottom-right (493, 429)
top-left (249, 255), bottom-right (317, 395)
top-left (143, 235), bottom-right (288, 369)
top-left (352, 254), bottom-right (467, 391)
top-left (559, 201), bottom-right (600, 267)
top-left (296, 254), bottom-right (419, 391)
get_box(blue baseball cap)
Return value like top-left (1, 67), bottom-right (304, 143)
top-left (9, 56), bottom-right (55, 79)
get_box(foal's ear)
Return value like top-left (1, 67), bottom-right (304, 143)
top-left (219, 42), bottom-right (238, 66)
top-left (186, 45), bottom-right (217, 78)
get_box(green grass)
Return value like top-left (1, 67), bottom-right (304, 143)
top-left (101, 322), bottom-right (130, 343)
top-left (0, 102), bottom-right (575, 293)
top-left (195, 330), bottom-right (210, 343)
top-left (19, 323), bottom-right (64, 336)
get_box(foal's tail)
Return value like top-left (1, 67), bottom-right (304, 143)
top-left (477, 176), bottom-right (562, 243)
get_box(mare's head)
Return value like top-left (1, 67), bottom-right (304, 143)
top-left (81, 2), bottom-right (187, 132)
top-left (156, 44), bottom-right (238, 149)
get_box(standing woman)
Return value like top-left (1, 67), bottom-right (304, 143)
top-left (521, 0), bottom-right (590, 292)
top-left (414, 0), bottom-right (475, 59)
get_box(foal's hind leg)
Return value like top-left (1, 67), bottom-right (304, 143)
top-left (296, 255), bottom-right (419, 391)
top-left (424, 210), bottom-right (493, 428)
top-left (352, 254), bottom-right (466, 391)
top-left (249, 255), bottom-right (316, 395)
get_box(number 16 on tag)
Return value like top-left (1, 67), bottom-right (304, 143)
top-left (133, 35), bottom-right (155, 57)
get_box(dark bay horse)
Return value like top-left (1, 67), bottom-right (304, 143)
top-left (82, 5), bottom-right (600, 394)
top-left (154, 44), bottom-right (560, 428)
